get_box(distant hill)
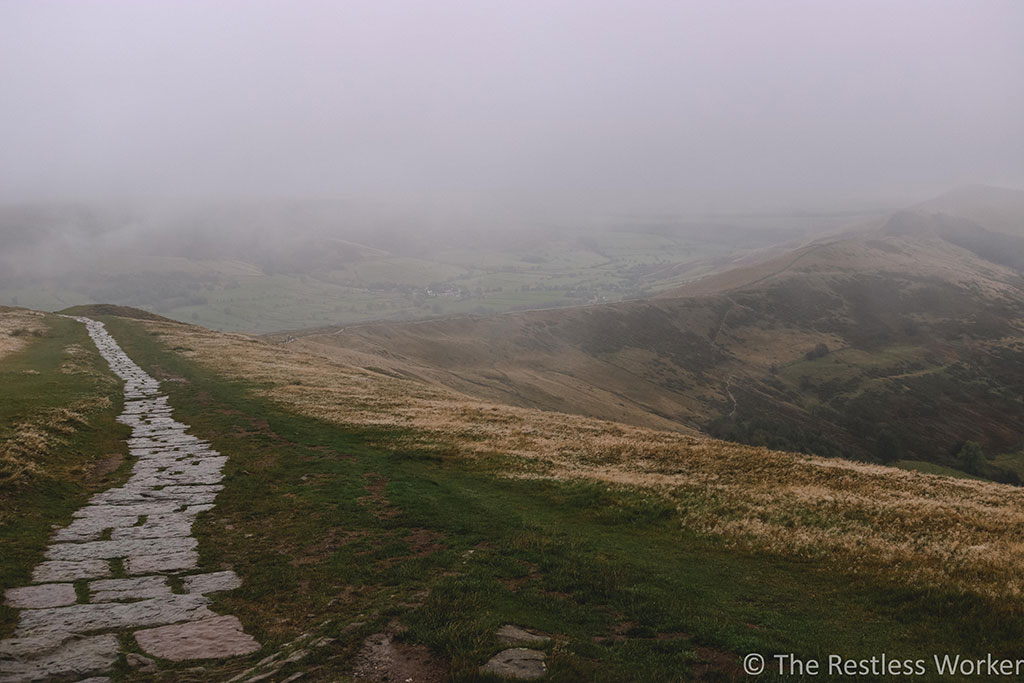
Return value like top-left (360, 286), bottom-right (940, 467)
top-left (289, 187), bottom-right (1024, 480)
top-left (59, 304), bottom-right (178, 322)
top-left (915, 184), bottom-right (1024, 236)
top-left (0, 200), bottom-right (820, 333)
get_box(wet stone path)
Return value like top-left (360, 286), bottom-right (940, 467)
top-left (1, 317), bottom-right (259, 682)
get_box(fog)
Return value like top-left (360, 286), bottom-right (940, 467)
top-left (2, 0), bottom-right (1022, 220)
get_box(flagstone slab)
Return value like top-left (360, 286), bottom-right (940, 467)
top-left (31, 560), bottom-right (110, 584)
top-left (0, 634), bottom-right (118, 683)
top-left (53, 515), bottom-right (139, 543)
top-left (110, 518), bottom-right (195, 541)
top-left (15, 594), bottom-right (213, 639)
top-left (134, 615), bottom-right (260, 661)
top-left (183, 570), bottom-right (242, 595)
top-left (45, 537), bottom-right (197, 562)
top-left (90, 576), bottom-right (173, 603)
top-left (73, 502), bottom-right (181, 519)
top-left (5, 584), bottom-right (77, 610)
top-left (126, 549), bottom-right (199, 574)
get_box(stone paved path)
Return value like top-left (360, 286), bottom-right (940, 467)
top-left (1, 317), bottom-right (259, 682)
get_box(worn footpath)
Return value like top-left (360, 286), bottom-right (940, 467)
top-left (0, 317), bottom-right (259, 682)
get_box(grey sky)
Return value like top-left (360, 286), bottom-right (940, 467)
top-left (1, 0), bottom-right (1022, 215)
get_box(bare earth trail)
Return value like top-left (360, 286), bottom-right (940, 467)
top-left (0, 317), bottom-right (259, 682)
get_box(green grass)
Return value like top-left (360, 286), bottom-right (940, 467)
top-left (988, 451), bottom-right (1024, 478)
top-left (777, 345), bottom-right (928, 387)
top-left (891, 460), bottom-right (985, 480)
top-left (0, 314), bottom-right (129, 636)
top-left (93, 315), bottom-right (1024, 681)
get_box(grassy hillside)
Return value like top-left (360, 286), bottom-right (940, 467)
top-left (131, 316), bottom-right (1024, 599)
top-left (287, 192), bottom-right (1024, 479)
top-left (0, 308), bottom-right (129, 636)
top-left (43, 310), bottom-right (1021, 681)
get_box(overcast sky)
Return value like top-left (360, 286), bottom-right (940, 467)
top-left (1, 0), bottom-right (1022, 216)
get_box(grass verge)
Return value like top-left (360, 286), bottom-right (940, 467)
top-left (0, 313), bottom-right (129, 636)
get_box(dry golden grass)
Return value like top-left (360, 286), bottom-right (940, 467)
top-left (1, 310), bottom-right (118, 486)
top-left (291, 325), bottom-right (702, 433)
top-left (0, 308), bottom-right (47, 360)
top-left (59, 343), bottom-right (104, 376)
top-left (145, 319), bottom-right (1024, 600)
top-left (0, 398), bottom-right (112, 485)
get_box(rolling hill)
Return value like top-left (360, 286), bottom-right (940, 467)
top-left (6, 305), bottom-right (1024, 679)
top-left (286, 187), bottom-right (1024, 480)
top-left (4, 187), bottom-right (1024, 676)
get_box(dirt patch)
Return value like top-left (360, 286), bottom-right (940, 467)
top-left (404, 528), bottom-right (446, 556)
top-left (375, 529), bottom-right (447, 572)
top-left (214, 406), bottom-right (245, 417)
top-left (362, 473), bottom-right (387, 502)
top-left (593, 619), bottom-right (659, 644)
top-left (86, 452), bottom-right (125, 484)
top-left (1, 398), bottom-right (111, 486)
top-left (500, 561), bottom-right (541, 591)
top-left (290, 528), bottom-right (363, 567)
top-left (690, 644), bottom-right (744, 681)
top-left (353, 632), bottom-right (447, 683)
top-left (655, 631), bottom-right (692, 641)
top-left (148, 364), bottom-right (188, 383)
top-left (500, 576), bottom-right (528, 591)
top-left (358, 473), bottom-right (399, 519)
top-left (613, 620), bottom-right (637, 636)
top-left (0, 309), bottom-right (47, 360)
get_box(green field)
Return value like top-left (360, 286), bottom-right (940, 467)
top-left (0, 227), bottom-right (781, 334)
top-left (891, 460), bottom-right (984, 480)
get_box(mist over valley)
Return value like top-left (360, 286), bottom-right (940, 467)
top-left (2, 2), bottom-right (1024, 681)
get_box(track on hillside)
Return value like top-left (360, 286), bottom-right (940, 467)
top-left (0, 317), bottom-right (258, 682)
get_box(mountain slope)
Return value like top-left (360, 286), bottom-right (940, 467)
top-left (915, 184), bottom-right (1024, 236)
top-left (288, 189), bottom-right (1024, 477)
top-left (109, 311), bottom-right (1024, 601)
top-left (9, 306), bottom-right (1024, 678)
